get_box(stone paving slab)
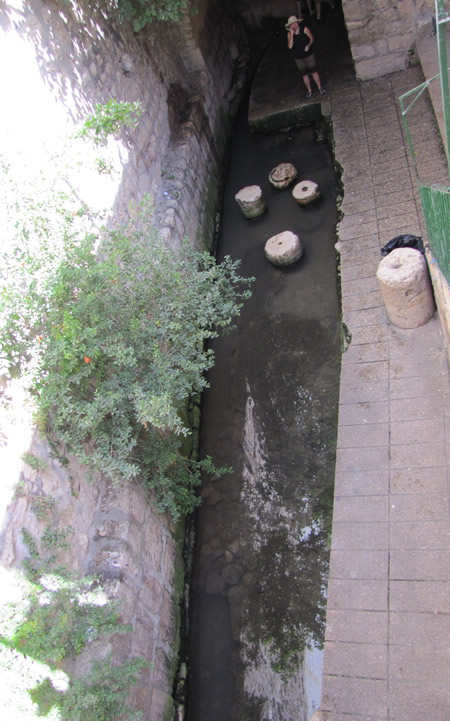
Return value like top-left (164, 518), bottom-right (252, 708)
top-left (319, 20), bottom-right (450, 721)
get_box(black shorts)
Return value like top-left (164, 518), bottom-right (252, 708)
top-left (294, 54), bottom-right (317, 73)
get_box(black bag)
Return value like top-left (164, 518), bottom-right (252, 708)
top-left (380, 234), bottom-right (424, 256)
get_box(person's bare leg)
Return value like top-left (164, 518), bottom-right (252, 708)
top-left (302, 74), bottom-right (312, 96)
top-left (312, 71), bottom-right (321, 89)
top-left (312, 71), bottom-right (326, 94)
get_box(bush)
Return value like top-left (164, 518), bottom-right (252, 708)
top-left (115, 0), bottom-right (190, 31)
top-left (30, 657), bottom-right (147, 721)
top-left (1, 527), bottom-right (146, 720)
top-left (77, 100), bottom-right (143, 145)
top-left (8, 528), bottom-right (130, 667)
top-left (1, 197), bottom-right (252, 519)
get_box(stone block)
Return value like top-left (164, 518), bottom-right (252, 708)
top-left (356, 53), bottom-right (409, 80)
top-left (374, 38), bottom-right (389, 54)
top-left (387, 34), bottom-right (412, 52)
top-left (324, 639), bottom-right (387, 676)
top-left (321, 675), bottom-right (388, 718)
top-left (342, 0), bottom-right (367, 22)
top-left (416, 13), bottom-right (436, 38)
top-left (351, 43), bottom-right (376, 61)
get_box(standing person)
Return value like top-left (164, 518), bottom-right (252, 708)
top-left (285, 15), bottom-right (325, 99)
top-left (315, 0), bottom-right (335, 22)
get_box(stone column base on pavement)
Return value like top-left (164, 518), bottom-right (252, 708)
top-left (376, 247), bottom-right (435, 328)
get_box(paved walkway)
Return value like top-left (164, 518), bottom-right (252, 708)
top-left (248, 8), bottom-right (450, 720)
top-left (319, 14), bottom-right (450, 721)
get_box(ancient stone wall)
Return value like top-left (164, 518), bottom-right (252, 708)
top-left (0, 1), bottom-right (249, 719)
top-left (343, 0), bottom-right (437, 80)
top-left (1, 410), bottom-right (181, 719)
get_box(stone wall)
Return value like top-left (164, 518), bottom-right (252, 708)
top-left (343, 0), bottom-right (437, 80)
top-left (0, 408), bottom-right (181, 719)
top-left (0, 1), bottom-right (249, 719)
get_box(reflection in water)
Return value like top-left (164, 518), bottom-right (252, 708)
top-left (188, 112), bottom-right (340, 721)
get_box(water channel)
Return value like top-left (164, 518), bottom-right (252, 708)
top-left (187, 98), bottom-right (341, 721)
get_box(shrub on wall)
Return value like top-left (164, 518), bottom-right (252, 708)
top-left (1, 184), bottom-right (252, 519)
top-left (0, 526), bottom-right (146, 721)
top-left (114, 0), bottom-right (191, 30)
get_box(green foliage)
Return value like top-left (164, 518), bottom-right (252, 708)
top-left (22, 527), bottom-right (40, 559)
top-left (13, 479), bottom-right (27, 498)
top-left (77, 99), bottom-right (143, 145)
top-left (1, 527), bottom-right (145, 721)
top-left (94, 157), bottom-right (114, 175)
top-left (1, 196), bottom-right (252, 519)
top-left (11, 582), bottom-right (129, 666)
top-left (30, 657), bottom-right (146, 721)
top-left (8, 529), bottom-right (130, 667)
top-left (115, 0), bottom-right (190, 31)
top-left (31, 495), bottom-right (55, 521)
top-left (41, 526), bottom-right (72, 551)
top-left (28, 677), bottom-right (58, 717)
top-left (22, 451), bottom-right (49, 472)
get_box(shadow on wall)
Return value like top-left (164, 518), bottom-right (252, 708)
top-left (0, 0), bottom-right (178, 222)
top-left (1, 0), bottom-right (139, 123)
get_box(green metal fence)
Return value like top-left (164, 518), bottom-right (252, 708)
top-left (419, 183), bottom-right (450, 281)
top-left (398, 0), bottom-right (450, 284)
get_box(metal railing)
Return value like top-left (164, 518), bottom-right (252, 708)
top-left (398, 0), bottom-right (450, 284)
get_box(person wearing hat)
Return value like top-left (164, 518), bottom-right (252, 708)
top-left (285, 15), bottom-right (325, 99)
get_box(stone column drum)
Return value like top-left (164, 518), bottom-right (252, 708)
top-left (264, 230), bottom-right (303, 267)
top-left (268, 162), bottom-right (297, 189)
top-left (235, 185), bottom-right (266, 219)
top-left (292, 179), bottom-right (320, 205)
top-left (376, 247), bottom-right (435, 328)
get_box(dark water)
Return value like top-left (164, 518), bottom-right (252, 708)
top-left (188, 108), bottom-right (341, 721)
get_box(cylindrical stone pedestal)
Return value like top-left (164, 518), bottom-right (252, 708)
top-left (376, 247), bottom-right (435, 328)
top-left (292, 179), bottom-right (320, 205)
top-left (268, 163), bottom-right (297, 189)
top-left (264, 230), bottom-right (303, 267)
top-left (234, 185), bottom-right (266, 219)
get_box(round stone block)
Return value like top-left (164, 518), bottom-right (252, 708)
top-left (264, 230), bottom-right (303, 267)
top-left (292, 179), bottom-right (320, 205)
top-left (376, 247), bottom-right (435, 328)
top-left (234, 185), bottom-right (266, 219)
top-left (268, 162), bottom-right (297, 189)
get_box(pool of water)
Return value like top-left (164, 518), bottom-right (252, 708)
top-left (187, 105), bottom-right (341, 721)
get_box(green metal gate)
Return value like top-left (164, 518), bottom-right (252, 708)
top-left (399, 0), bottom-right (450, 284)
